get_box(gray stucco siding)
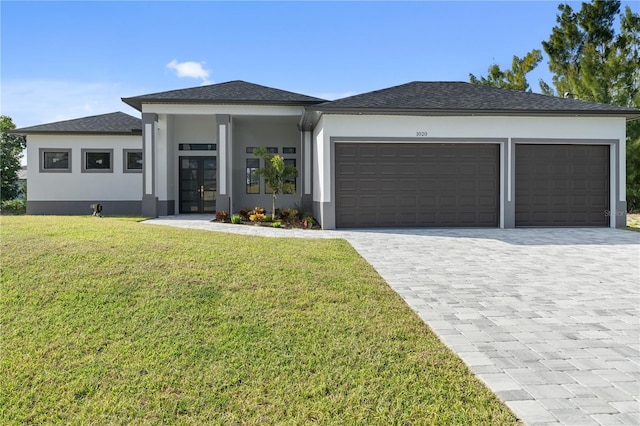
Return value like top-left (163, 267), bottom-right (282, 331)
top-left (230, 116), bottom-right (302, 213)
top-left (27, 200), bottom-right (142, 216)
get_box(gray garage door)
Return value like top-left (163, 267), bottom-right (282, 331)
top-left (515, 144), bottom-right (609, 227)
top-left (335, 143), bottom-right (499, 228)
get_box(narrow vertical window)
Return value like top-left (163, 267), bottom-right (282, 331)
top-left (246, 158), bottom-right (259, 194)
top-left (284, 158), bottom-right (296, 194)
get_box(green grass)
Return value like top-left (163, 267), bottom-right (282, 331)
top-left (627, 213), bottom-right (640, 232)
top-left (1, 216), bottom-right (520, 424)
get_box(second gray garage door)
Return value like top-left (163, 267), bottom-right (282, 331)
top-left (515, 144), bottom-right (610, 227)
top-left (335, 143), bottom-right (499, 228)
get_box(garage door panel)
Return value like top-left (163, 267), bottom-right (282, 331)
top-left (378, 180), bottom-right (396, 191)
top-left (479, 195), bottom-right (497, 207)
top-left (337, 163), bottom-right (356, 175)
top-left (358, 146), bottom-right (379, 157)
top-left (337, 145), bottom-right (357, 157)
top-left (338, 195), bottom-right (358, 208)
top-left (459, 196), bottom-right (476, 207)
top-left (335, 143), bottom-right (499, 228)
top-left (398, 146), bottom-right (419, 157)
top-left (515, 144), bottom-right (609, 227)
top-left (337, 178), bottom-right (357, 191)
top-left (378, 196), bottom-right (396, 208)
top-left (360, 164), bottom-right (378, 175)
top-left (399, 164), bottom-right (418, 175)
top-left (398, 196), bottom-right (416, 208)
top-left (458, 164), bottom-right (476, 175)
top-left (358, 196), bottom-right (377, 208)
top-left (359, 180), bottom-right (378, 191)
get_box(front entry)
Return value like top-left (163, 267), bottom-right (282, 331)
top-left (179, 156), bottom-right (217, 213)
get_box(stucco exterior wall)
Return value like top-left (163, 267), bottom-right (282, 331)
top-left (312, 114), bottom-right (627, 229)
top-left (231, 116), bottom-right (301, 212)
top-left (140, 104), bottom-right (307, 215)
top-left (27, 134), bottom-right (142, 204)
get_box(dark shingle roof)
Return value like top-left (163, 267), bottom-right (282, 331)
top-left (12, 112), bottom-right (142, 135)
top-left (313, 82), bottom-right (640, 118)
top-left (122, 80), bottom-right (327, 110)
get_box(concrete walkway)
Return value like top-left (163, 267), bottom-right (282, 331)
top-left (143, 216), bottom-right (640, 426)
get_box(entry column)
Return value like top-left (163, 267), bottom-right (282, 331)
top-left (216, 114), bottom-right (230, 213)
top-left (141, 113), bottom-right (158, 217)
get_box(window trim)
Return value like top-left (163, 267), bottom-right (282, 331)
top-left (123, 149), bottom-right (143, 173)
top-left (178, 143), bottom-right (217, 151)
top-left (284, 158), bottom-right (297, 194)
top-left (81, 149), bottom-right (113, 173)
top-left (39, 148), bottom-right (72, 173)
top-left (246, 158), bottom-right (260, 194)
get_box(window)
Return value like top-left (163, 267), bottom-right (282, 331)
top-left (82, 149), bottom-right (113, 173)
top-left (179, 144), bottom-right (216, 151)
top-left (246, 146), bottom-right (278, 154)
top-left (124, 149), bottom-right (143, 173)
top-left (284, 158), bottom-right (296, 194)
top-left (246, 158), bottom-right (260, 194)
top-left (40, 148), bottom-right (72, 172)
top-left (282, 147), bottom-right (296, 154)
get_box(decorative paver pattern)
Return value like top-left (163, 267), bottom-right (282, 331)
top-left (144, 217), bottom-right (640, 425)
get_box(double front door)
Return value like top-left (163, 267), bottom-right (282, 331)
top-left (179, 156), bottom-right (216, 213)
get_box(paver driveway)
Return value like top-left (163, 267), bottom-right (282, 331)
top-left (145, 217), bottom-right (640, 425)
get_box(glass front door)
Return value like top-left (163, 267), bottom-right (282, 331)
top-left (179, 156), bottom-right (217, 213)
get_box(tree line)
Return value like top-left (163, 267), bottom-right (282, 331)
top-left (470, 0), bottom-right (639, 211)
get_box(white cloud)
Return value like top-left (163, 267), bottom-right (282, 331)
top-left (166, 60), bottom-right (212, 85)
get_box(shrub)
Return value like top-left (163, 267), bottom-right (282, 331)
top-left (231, 215), bottom-right (242, 224)
top-left (238, 208), bottom-right (250, 220)
top-left (272, 221), bottom-right (281, 228)
top-left (265, 215), bottom-right (272, 222)
top-left (1, 198), bottom-right (26, 214)
top-left (251, 206), bottom-right (266, 215)
top-left (280, 208), bottom-right (300, 224)
top-left (249, 213), bottom-right (266, 223)
top-left (303, 216), bottom-right (314, 228)
top-left (215, 211), bottom-right (229, 222)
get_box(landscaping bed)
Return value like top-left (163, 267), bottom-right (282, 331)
top-left (213, 207), bottom-right (320, 229)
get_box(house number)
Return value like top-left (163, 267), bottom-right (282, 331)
top-left (416, 131), bottom-right (428, 136)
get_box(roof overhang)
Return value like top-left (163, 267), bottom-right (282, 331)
top-left (10, 130), bottom-right (142, 136)
top-left (122, 98), bottom-right (325, 112)
top-left (300, 107), bottom-right (640, 131)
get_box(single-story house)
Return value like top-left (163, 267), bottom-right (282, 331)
top-left (13, 80), bottom-right (640, 229)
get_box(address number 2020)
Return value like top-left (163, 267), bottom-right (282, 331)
top-left (416, 131), bottom-right (428, 136)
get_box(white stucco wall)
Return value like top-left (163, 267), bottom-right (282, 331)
top-left (313, 114), bottom-right (627, 203)
top-left (319, 114), bottom-right (625, 140)
top-left (27, 134), bottom-right (142, 201)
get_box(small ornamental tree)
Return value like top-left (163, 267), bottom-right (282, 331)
top-left (253, 147), bottom-right (297, 219)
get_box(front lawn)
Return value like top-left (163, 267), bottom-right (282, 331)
top-left (627, 213), bottom-right (640, 232)
top-left (1, 216), bottom-right (519, 424)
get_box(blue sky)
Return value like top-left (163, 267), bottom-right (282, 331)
top-left (2, 1), bottom-right (637, 128)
